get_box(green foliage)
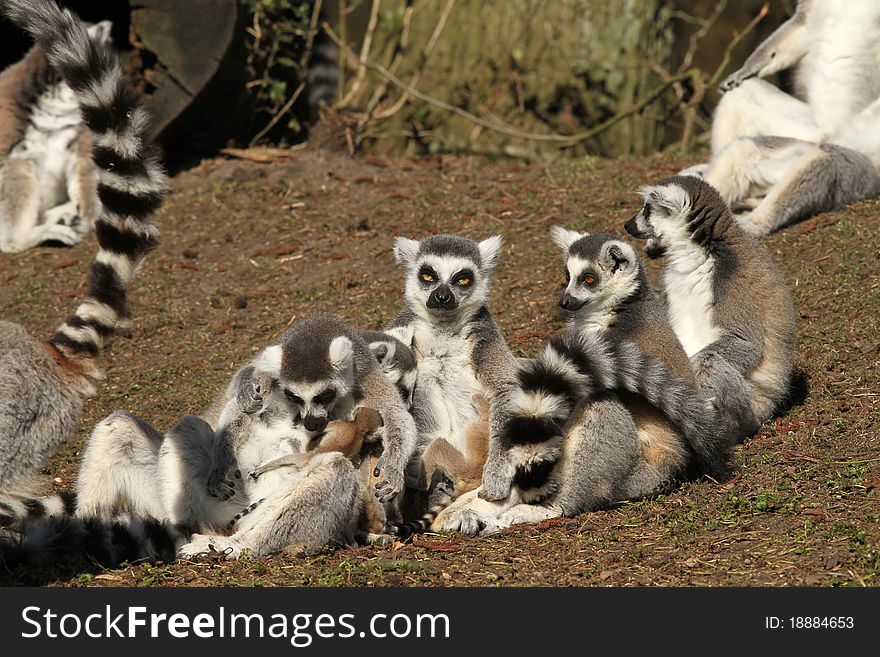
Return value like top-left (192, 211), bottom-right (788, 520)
top-left (241, 0), bottom-right (315, 142)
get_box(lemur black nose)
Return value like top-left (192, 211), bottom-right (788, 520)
top-left (624, 215), bottom-right (643, 237)
top-left (559, 293), bottom-right (585, 312)
top-left (427, 284), bottom-right (455, 309)
top-left (303, 415), bottom-right (328, 432)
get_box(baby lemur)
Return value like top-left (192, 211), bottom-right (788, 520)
top-left (0, 0), bottom-right (166, 496)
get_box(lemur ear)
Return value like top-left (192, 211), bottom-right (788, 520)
top-left (393, 237), bottom-right (420, 266)
top-left (638, 183), bottom-right (690, 218)
top-left (549, 226), bottom-right (583, 252)
top-left (329, 336), bottom-right (354, 373)
top-left (603, 241), bottom-right (635, 274)
top-left (87, 20), bottom-right (113, 43)
top-left (253, 344), bottom-right (283, 376)
top-left (369, 340), bottom-right (396, 366)
top-left (384, 324), bottom-right (414, 347)
top-left (478, 235), bottom-right (503, 270)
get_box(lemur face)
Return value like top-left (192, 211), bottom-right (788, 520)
top-left (280, 379), bottom-right (346, 432)
top-left (550, 228), bottom-right (641, 319)
top-left (625, 181), bottom-right (693, 247)
top-left (394, 234), bottom-right (502, 321)
top-left (270, 332), bottom-right (359, 432)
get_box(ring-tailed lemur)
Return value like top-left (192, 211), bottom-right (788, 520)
top-left (100, 315), bottom-right (416, 560)
top-left (700, 104), bottom-right (880, 235)
top-left (388, 234), bottom-right (521, 508)
top-left (1, 318), bottom-right (417, 564)
top-left (0, 13), bottom-right (111, 252)
top-left (713, 0), bottom-right (880, 153)
top-left (0, 0), bottom-right (166, 495)
top-left (671, 2), bottom-right (880, 235)
top-left (625, 176), bottom-right (797, 424)
top-left (433, 231), bottom-right (748, 536)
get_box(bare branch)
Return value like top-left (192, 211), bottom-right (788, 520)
top-left (709, 3), bottom-right (769, 89)
top-left (325, 21), bottom-right (694, 146)
top-left (337, 0), bottom-right (382, 108)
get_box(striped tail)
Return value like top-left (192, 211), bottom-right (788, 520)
top-left (506, 330), bottom-right (734, 486)
top-left (1, 0), bottom-right (167, 383)
top-left (0, 513), bottom-right (190, 569)
top-left (390, 478), bottom-right (456, 540)
top-left (0, 487), bottom-right (190, 568)
top-left (0, 489), bottom-right (78, 528)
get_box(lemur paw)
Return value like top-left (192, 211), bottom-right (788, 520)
top-left (449, 509), bottom-right (485, 537)
top-left (39, 223), bottom-right (82, 247)
top-left (207, 466), bottom-right (241, 501)
top-left (238, 373), bottom-right (273, 414)
top-left (373, 458), bottom-right (404, 504)
top-left (719, 70), bottom-right (752, 93)
top-left (365, 532), bottom-right (395, 548)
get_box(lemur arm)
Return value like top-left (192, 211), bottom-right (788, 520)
top-left (206, 365), bottom-right (274, 500)
top-left (719, 7), bottom-right (809, 93)
top-left (472, 332), bottom-right (520, 502)
top-left (693, 327), bottom-right (764, 375)
top-left (359, 366), bottom-right (418, 503)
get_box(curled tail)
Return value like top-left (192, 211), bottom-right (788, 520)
top-left (2, 0), bottom-right (167, 384)
top-left (506, 330), bottom-right (734, 483)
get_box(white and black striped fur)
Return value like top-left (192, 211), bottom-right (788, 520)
top-left (389, 234), bottom-right (519, 508)
top-left (0, 0), bottom-right (166, 499)
top-left (625, 176), bottom-right (797, 425)
top-left (0, 20), bottom-right (108, 252)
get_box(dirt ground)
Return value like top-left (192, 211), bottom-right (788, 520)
top-left (0, 144), bottom-right (877, 587)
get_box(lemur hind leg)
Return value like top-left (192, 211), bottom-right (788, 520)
top-left (484, 394), bottom-right (661, 534)
top-left (158, 415), bottom-right (243, 532)
top-left (710, 79), bottom-right (822, 155)
top-left (0, 159), bottom-right (80, 252)
top-left (76, 411), bottom-right (165, 519)
top-left (691, 351), bottom-right (761, 444)
top-left (704, 136), bottom-right (805, 208)
top-left (739, 145), bottom-right (880, 236)
top-left (178, 452), bottom-right (362, 560)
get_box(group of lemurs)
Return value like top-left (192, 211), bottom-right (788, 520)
top-left (5, 0), bottom-right (872, 568)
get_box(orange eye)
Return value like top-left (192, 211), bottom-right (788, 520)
top-left (421, 273), bottom-right (434, 282)
top-left (457, 277), bottom-right (471, 286)
top-left (583, 275), bottom-right (594, 285)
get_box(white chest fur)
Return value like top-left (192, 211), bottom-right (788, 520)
top-left (663, 249), bottom-right (721, 358)
top-left (412, 321), bottom-right (481, 453)
top-left (10, 83), bottom-right (81, 212)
